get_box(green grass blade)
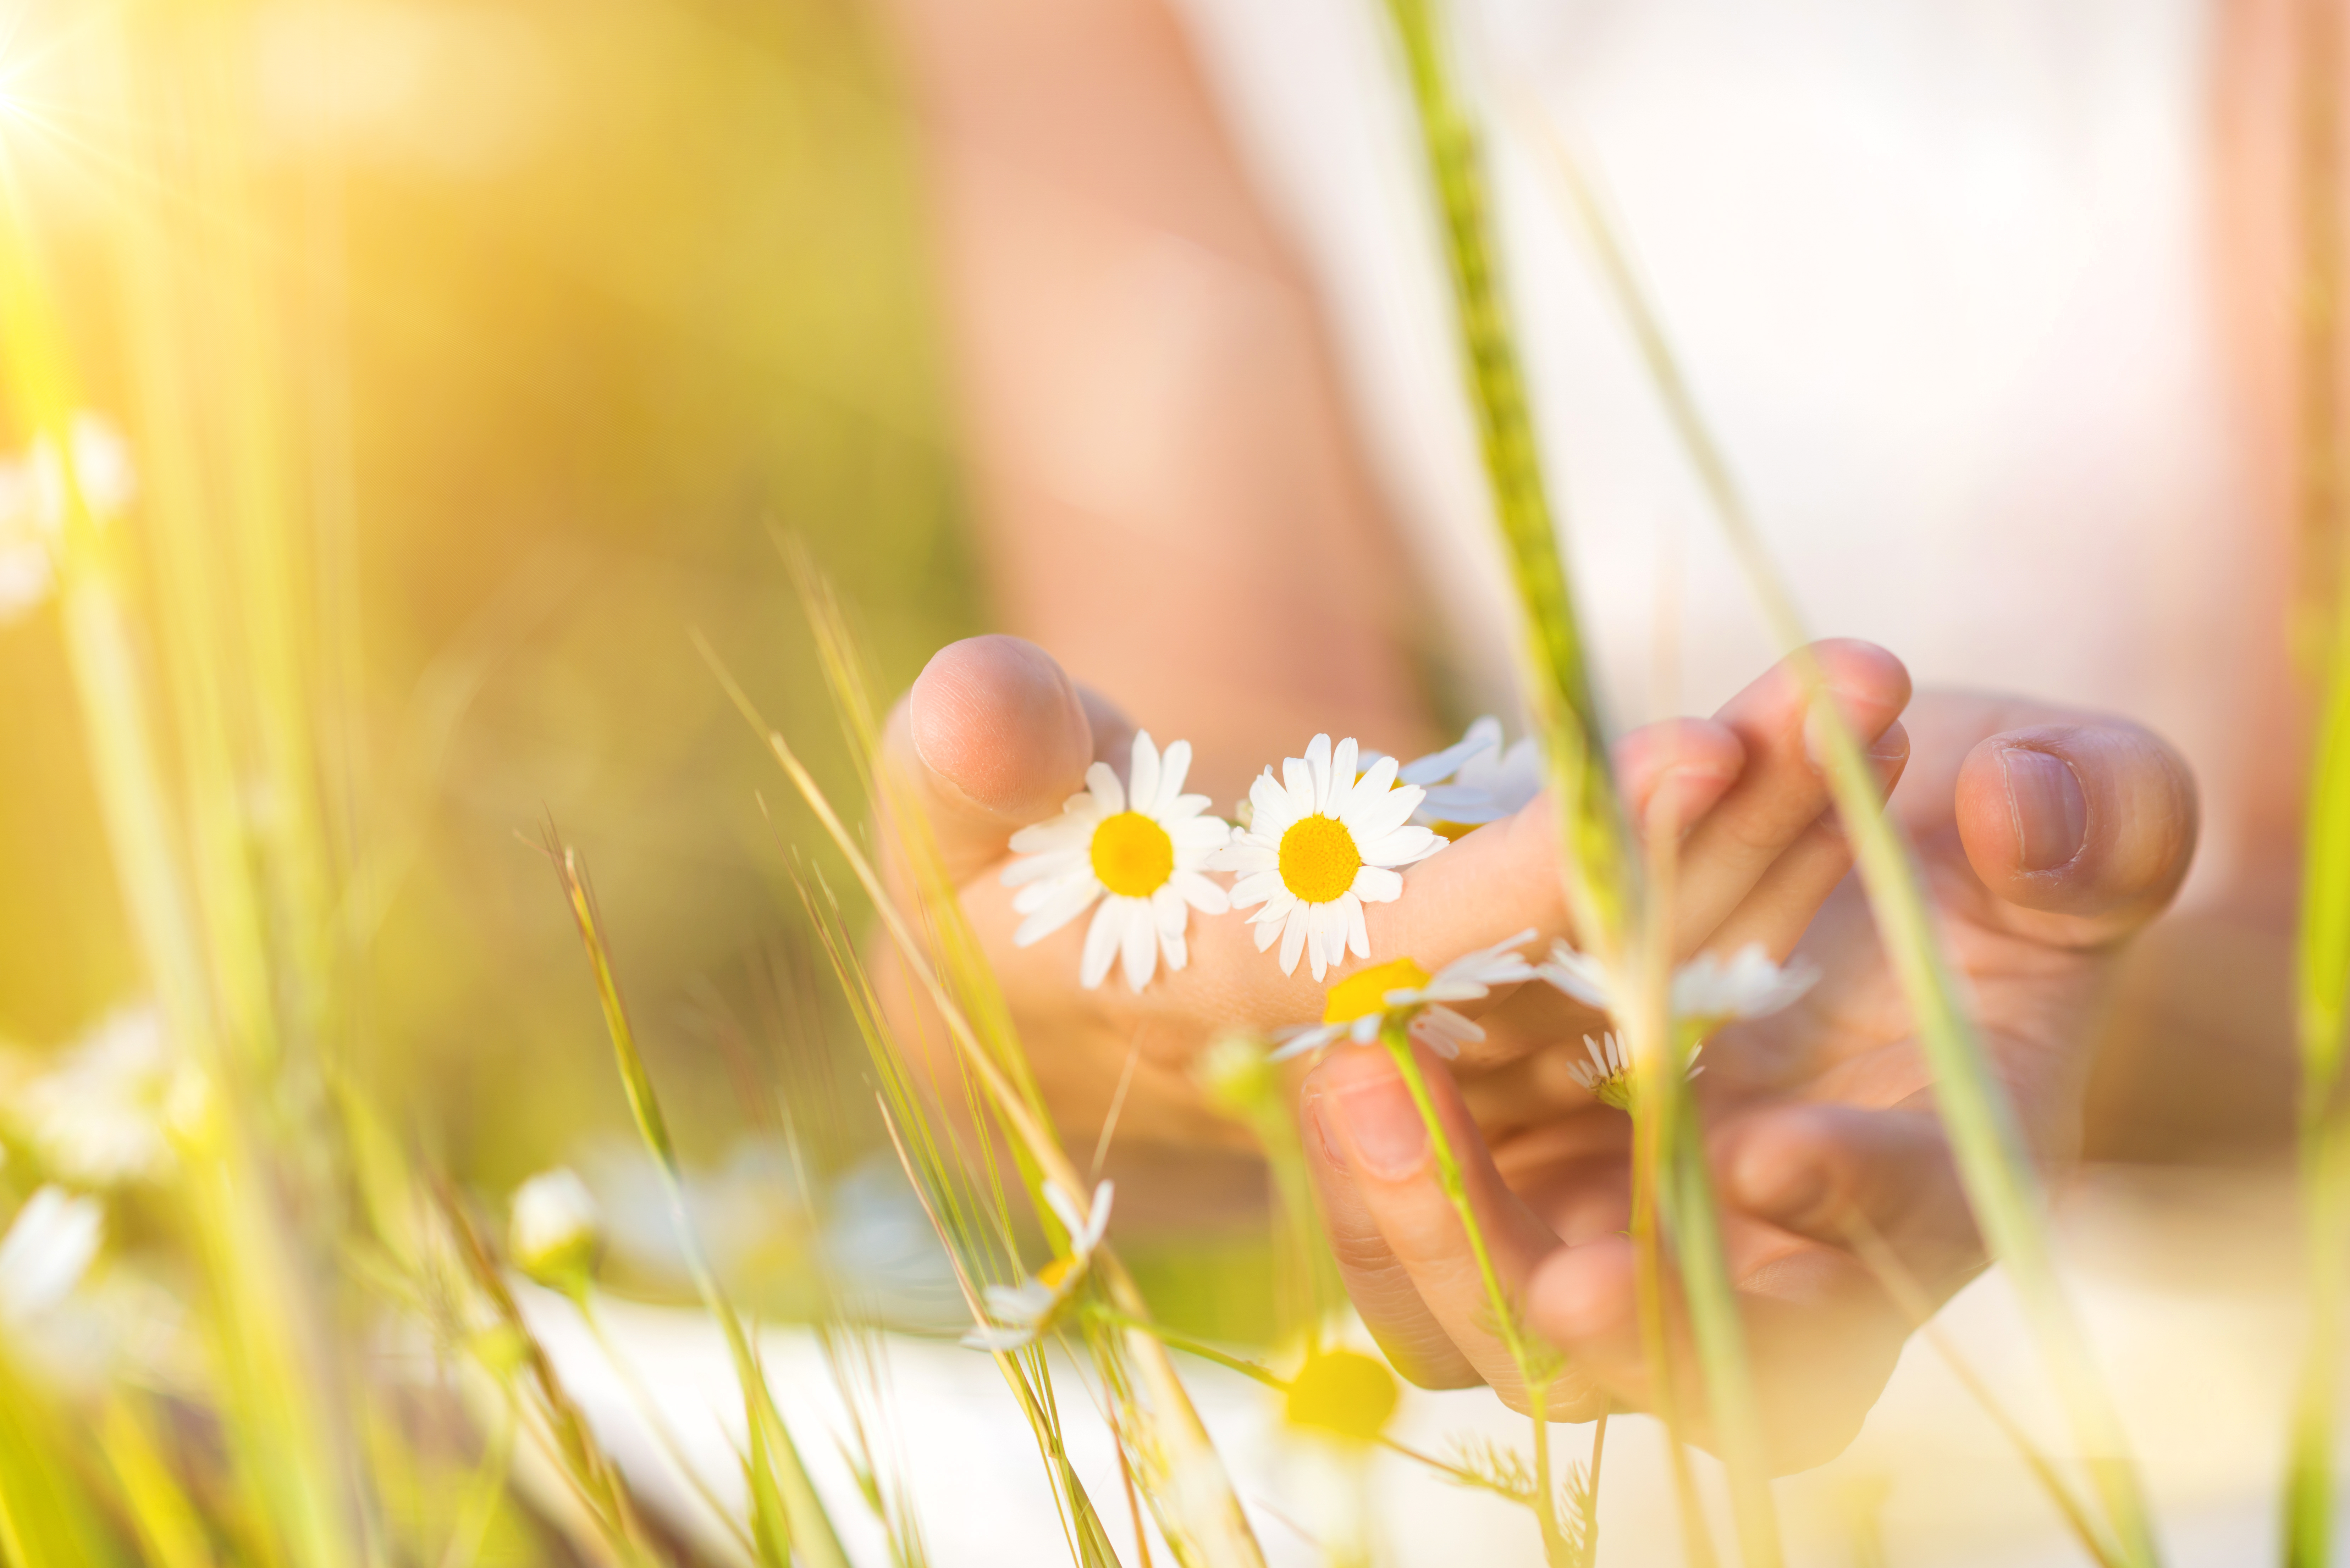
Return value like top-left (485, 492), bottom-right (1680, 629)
top-left (1376, 5), bottom-right (1773, 1561)
top-left (2287, 527), bottom-right (2350, 1567)
top-left (547, 841), bottom-right (851, 1568)
top-left (1510, 105), bottom-right (2161, 1568)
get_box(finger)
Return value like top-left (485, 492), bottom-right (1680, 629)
top-left (1526, 1198), bottom-right (1918, 1471)
top-left (883, 636), bottom-right (1103, 885)
top-left (1299, 1041), bottom-right (1594, 1415)
top-left (1672, 639), bottom-right (1911, 949)
top-left (1296, 1079), bottom-right (1481, 1390)
top-left (1713, 1101), bottom-right (1982, 1297)
top-left (1378, 715), bottom-right (1743, 982)
top-left (1614, 718), bottom-right (1745, 839)
top-left (1697, 720), bottom-right (1912, 961)
top-left (1954, 719), bottom-right (2199, 946)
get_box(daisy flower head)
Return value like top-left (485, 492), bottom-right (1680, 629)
top-left (28, 413), bottom-right (137, 536)
top-left (0, 455), bottom-right (51, 627)
top-left (1002, 731), bottom-right (1231, 992)
top-left (1270, 930), bottom-right (1538, 1064)
top-left (1397, 716), bottom-right (1544, 839)
top-left (961, 1180), bottom-right (1114, 1352)
top-left (510, 1168), bottom-right (603, 1297)
top-left (1538, 940), bottom-right (1819, 1036)
top-left (1565, 1031), bottom-right (1704, 1112)
top-left (1210, 734), bottom-right (1447, 981)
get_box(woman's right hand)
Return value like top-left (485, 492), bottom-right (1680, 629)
top-left (876, 632), bottom-right (1915, 1152)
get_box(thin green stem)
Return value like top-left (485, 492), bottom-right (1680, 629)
top-left (1378, 1023), bottom-right (1568, 1563)
top-left (1508, 92), bottom-right (2161, 1568)
top-left (1580, 1413), bottom-right (1607, 1567)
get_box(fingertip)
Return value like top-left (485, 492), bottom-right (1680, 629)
top-left (1955, 720), bottom-right (2199, 927)
top-left (1718, 1104), bottom-right (1845, 1234)
top-left (1528, 1235), bottom-right (1638, 1346)
top-left (908, 636), bottom-right (1095, 819)
top-left (1616, 718), bottom-right (1745, 833)
top-left (1807, 638), bottom-right (1914, 716)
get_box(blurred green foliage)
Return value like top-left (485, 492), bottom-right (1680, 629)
top-left (0, 0), bottom-right (980, 1187)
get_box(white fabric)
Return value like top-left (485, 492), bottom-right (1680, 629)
top-left (1169, 0), bottom-right (2259, 902)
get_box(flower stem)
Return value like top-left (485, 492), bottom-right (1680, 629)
top-left (1379, 1023), bottom-right (1568, 1563)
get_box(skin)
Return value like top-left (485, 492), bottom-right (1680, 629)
top-left (877, 0), bottom-right (2215, 1471)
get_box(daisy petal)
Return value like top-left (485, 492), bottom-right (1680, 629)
top-left (1080, 899), bottom-right (1124, 990)
top-left (1014, 877), bottom-right (1104, 947)
top-left (1003, 848), bottom-right (1087, 888)
top-left (1351, 865), bottom-right (1403, 903)
top-left (1329, 738), bottom-right (1359, 813)
top-left (1279, 903), bottom-right (1311, 976)
top-left (1129, 731), bottom-right (1161, 818)
top-left (1345, 751), bottom-right (1400, 813)
top-left (1357, 825), bottom-right (1445, 867)
top-left (1157, 738), bottom-right (1192, 810)
top-left (1119, 899), bottom-right (1157, 990)
top-left (1086, 760), bottom-right (1125, 815)
top-left (1172, 870), bottom-right (1229, 914)
top-left (1398, 718), bottom-right (1502, 786)
top-left (1343, 892), bottom-right (1369, 959)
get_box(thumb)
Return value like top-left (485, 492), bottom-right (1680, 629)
top-left (884, 636), bottom-right (1104, 886)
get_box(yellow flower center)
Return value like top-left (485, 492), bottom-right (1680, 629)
top-left (1429, 820), bottom-right (1481, 842)
top-left (1090, 811), bottom-right (1174, 897)
top-left (1283, 1349), bottom-right (1400, 1444)
top-left (1323, 956), bottom-right (1431, 1024)
top-left (1278, 814), bottom-right (1362, 904)
top-left (1037, 1255), bottom-right (1080, 1291)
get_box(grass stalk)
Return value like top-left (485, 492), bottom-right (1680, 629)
top-left (548, 841), bottom-right (850, 1568)
top-left (1843, 1218), bottom-right (2124, 1568)
top-left (1508, 95), bottom-right (2163, 1568)
top-left (2287, 0), bottom-right (2350, 1559)
top-left (701, 624), bottom-right (1269, 1568)
top-left (1374, 1020), bottom-right (1568, 1562)
top-left (1379, 5), bottom-right (1779, 1561)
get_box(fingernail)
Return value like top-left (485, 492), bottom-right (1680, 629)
top-left (1332, 1075), bottom-right (1429, 1179)
top-left (2001, 747), bottom-right (2088, 871)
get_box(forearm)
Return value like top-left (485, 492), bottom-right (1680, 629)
top-left (879, 0), bottom-right (1434, 800)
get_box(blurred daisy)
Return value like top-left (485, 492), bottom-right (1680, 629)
top-left (15, 1007), bottom-right (177, 1186)
top-left (1212, 734), bottom-right (1446, 981)
top-left (28, 413), bottom-right (137, 534)
top-left (0, 457), bottom-right (52, 626)
top-left (1003, 731), bottom-right (1231, 992)
top-left (1538, 941), bottom-right (1817, 1032)
top-left (1565, 1031), bottom-right (1705, 1112)
top-left (0, 1187), bottom-right (103, 1329)
top-left (1397, 717), bottom-right (1543, 839)
top-left (962, 1180), bottom-right (1113, 1352)
top-left (511, 1168), bottom-right (603, 1297)
top-left (1270, 931), bottom-right (1538, 1064)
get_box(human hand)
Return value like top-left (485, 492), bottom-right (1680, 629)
top-left (1297, 686), bottom-right (2198, 1470)
top-left (879, 632), bottom-right (1915, 1153)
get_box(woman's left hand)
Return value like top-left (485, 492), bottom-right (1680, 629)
top-left (1298, 691), bottom-right (2199, 1471)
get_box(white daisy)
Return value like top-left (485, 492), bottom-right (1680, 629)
top-left (0, 456), bottom-right (52, 626)
top-left (961, 1180), bottom-right (1114, 1352)
top-left (1538, 940), bottom-right (1819, 1030)
top-left (1209, 734), bottom-right (1447, 981)
top-left (511, 1168), bottom-right (603, 1296)
top-left (0, 1186), bottom-right (102, 1329)
top-left (27, 413), bottom-right (137, 535)
top-left (1270, 930), bottom-right (1538, 1064)
top-left (1002, 731), bottom-right (1231, 992)
top-left (1565, 1031), bottom-right (1705, 1112)
top-left (1397, 717), bottom-right (1544, 838)
top-left (12, 1007), bottom-right (177, 1186)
